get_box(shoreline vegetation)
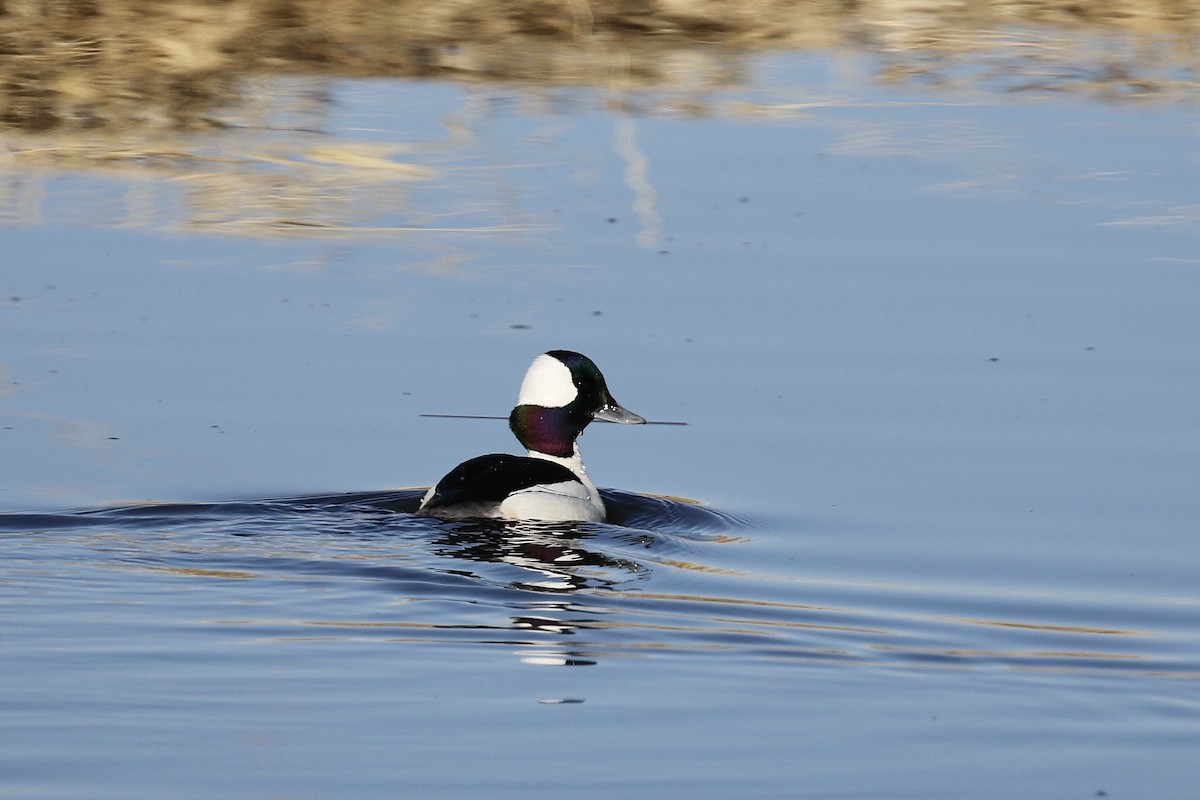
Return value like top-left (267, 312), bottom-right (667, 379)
top-left (0, 1), bottom-right (1194, 233)
top-left (1, 0), bottom-right (1196, 134)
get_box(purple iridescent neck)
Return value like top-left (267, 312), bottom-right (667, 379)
top-left (509, 405), bottom-right (589, 458)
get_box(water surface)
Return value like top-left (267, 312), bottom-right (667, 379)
top-left (4, 488), bottom-right (1198, 799)
top-left (3, 8), bottom-right (1200, 799)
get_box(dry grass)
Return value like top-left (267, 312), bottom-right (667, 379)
top-left (0, 1), bottom-right (1194, 234)
top-left (0, 0), bottom-right (1195, 134)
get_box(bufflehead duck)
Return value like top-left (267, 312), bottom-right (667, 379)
top-left (418, 350), bottom-right (646, 522)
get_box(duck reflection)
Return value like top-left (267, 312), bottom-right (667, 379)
top-left (429, 518), bottom-right (645, 594)
top-left (428, 520), bottom-right (649, 667)
top-left (508, 607), bottom-right (600, 666)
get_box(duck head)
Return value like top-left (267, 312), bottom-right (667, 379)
top-left (508, 350), bottom-right (645, 458)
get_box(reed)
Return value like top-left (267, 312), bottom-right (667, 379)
top-left (0, 0), bottom-right (1195, 134)
top-left (0, 1), bottom-right (1193, 233)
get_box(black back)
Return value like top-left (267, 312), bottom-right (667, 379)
top-left (421, 454), bottom-right (581, 510)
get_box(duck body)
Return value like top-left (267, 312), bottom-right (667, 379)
top-left (418, 350), bottom-right (644, 522)
top-left (417, 452), bottom-right (601, 521)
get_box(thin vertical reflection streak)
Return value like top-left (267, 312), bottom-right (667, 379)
top-left (613, 108), bottom-right (661, 249)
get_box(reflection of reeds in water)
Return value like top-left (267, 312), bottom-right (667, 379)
top-left (0, 1), bottom-right (1195, 233)
top-left (0, 0), bottom-right (1193, 130)
top-left (0, 75), bottom-right (456, 235)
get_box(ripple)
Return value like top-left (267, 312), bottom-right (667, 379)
top-left (1, 490), bottom-right (1197, 679)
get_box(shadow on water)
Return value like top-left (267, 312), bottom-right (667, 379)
top-left (2, 489), bottom-right (1197, 678)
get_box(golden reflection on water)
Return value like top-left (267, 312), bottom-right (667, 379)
top-left (951, 616), bottom-right (1150, 637)
top-left (212, 614), bottom-right (1199, 677)
top-left (140, 564), bottom-right (258, 580)
top-left (0, 1), bottom-right (1195, 234)
top-left (1, 0), bottom-right (1196, 132)
top-left (84, 544), bottom-right (1193, 677)
top-left (19, 498), bottom-right (1193, 680)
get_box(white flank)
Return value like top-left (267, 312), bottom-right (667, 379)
top-left (499, 481), bottom-right (603, 522)
top-left (516, 354), bottom-right (577, 408)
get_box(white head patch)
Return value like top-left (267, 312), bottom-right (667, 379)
top-left (517, 354), bottom-right (577, 408)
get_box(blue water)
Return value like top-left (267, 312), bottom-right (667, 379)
top-left (3, 49), bottom-right (1200, 799)
top-left (4, 489), bottom-right (1198, 799)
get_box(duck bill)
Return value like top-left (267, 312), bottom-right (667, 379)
top-left (594, 397), bottom-right (647, 425)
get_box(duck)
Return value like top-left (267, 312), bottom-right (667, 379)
top-left (418, 350), bottom-right (646, 522)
